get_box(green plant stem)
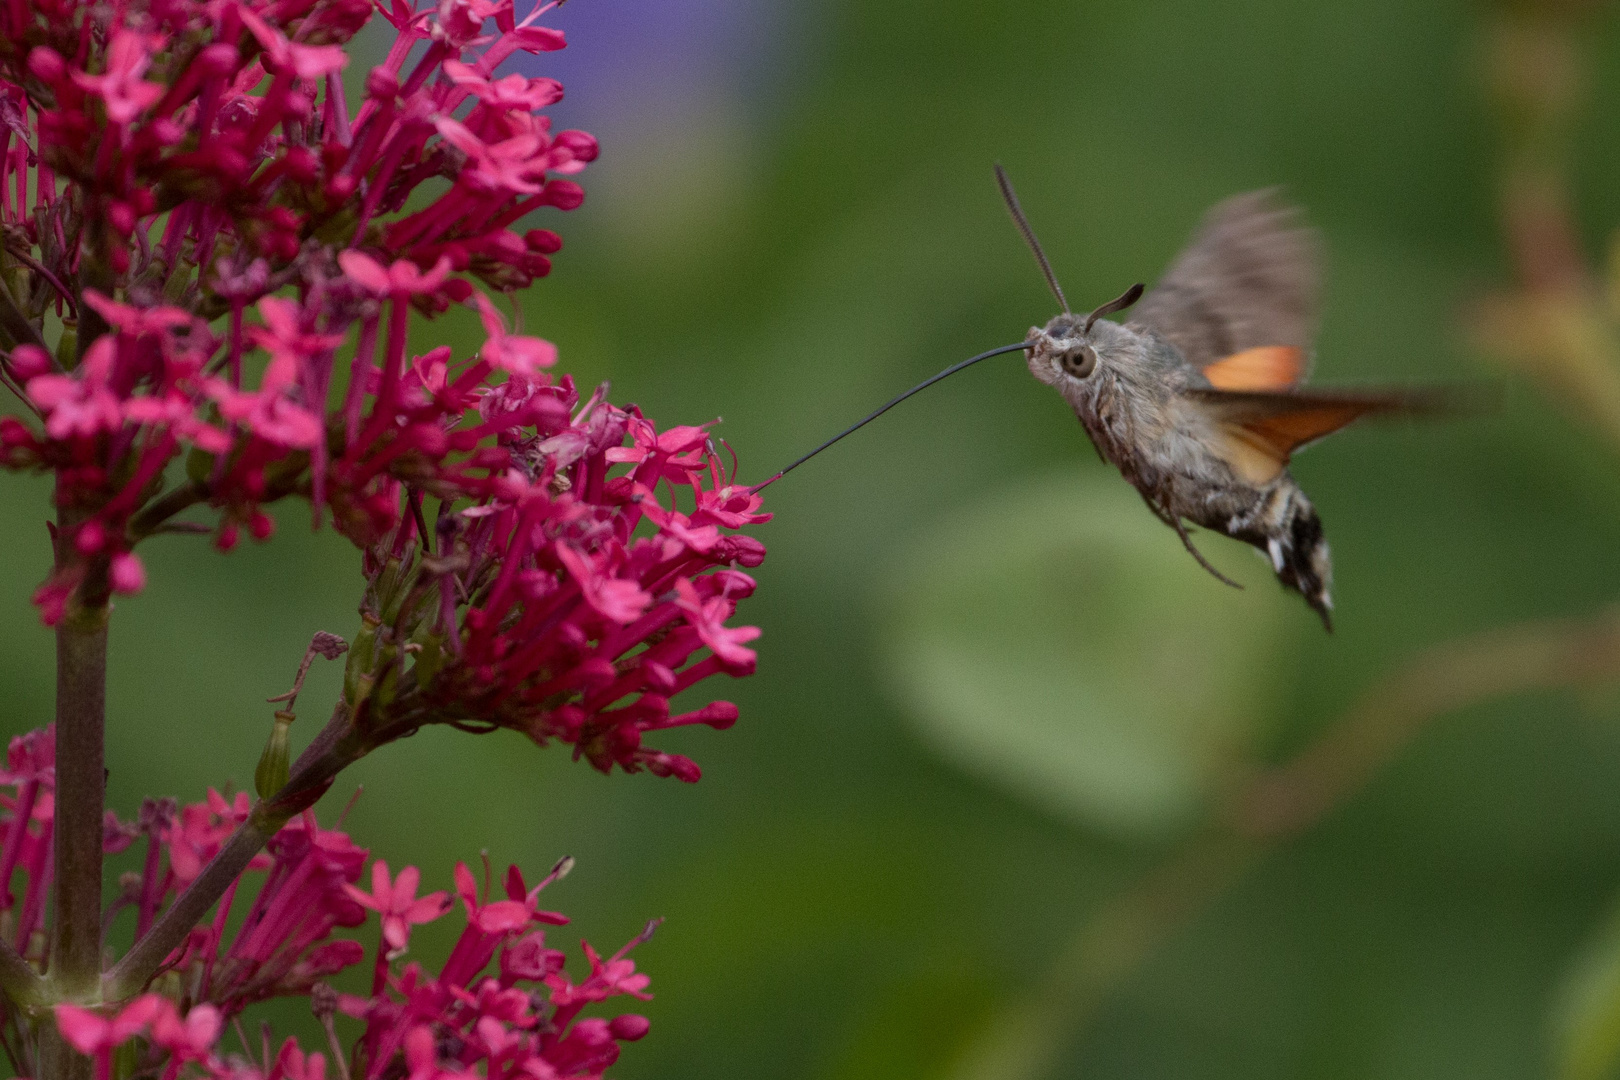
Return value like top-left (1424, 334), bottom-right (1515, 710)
top-left (39, 602), bottom-right (109, 1080)
top-left (102, 703), bottom-right (362, 1002)
top-left (127, 484), bottom-right (206, 541)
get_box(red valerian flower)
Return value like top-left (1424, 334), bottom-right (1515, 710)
top-left (346, 861), bottom-right (452, 953)
top-left (327, 376), bottom-right (769, 784)
top-left (0, 0), bottom-right (603, 624)
top-left (7, 745), bottom-right (659, 1080)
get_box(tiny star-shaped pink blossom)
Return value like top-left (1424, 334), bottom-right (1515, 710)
top-left (345, 860), bottom-right (452, 951)
top-left (557, 545), bottom-right (652, 624)
top-left (675, 578), bottom-right (761, 669)
top-left (150, 1000), bottom-right (222, 1062)
top-left (237, 7), bottom-right (348, 78)
top-left (434, 116), bottom-right (546, 195)
top-left (70, 31), bottom-right (165, 125)
top-left (28, 338), bottom-right (123, 440)
top-left (472, 292), bottom-right (557, 374)
top-left (443, 60), bottom-right (563, 111)
top-left (55, 995), bottom-right (164, 1055)
top-left (338, 251), bottom-right (452, 296)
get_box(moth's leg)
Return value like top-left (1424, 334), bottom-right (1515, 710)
top-left (1137, 486), bottom-right (1178, 528)
top-left (1170, 515), bottom-right (1243, 590)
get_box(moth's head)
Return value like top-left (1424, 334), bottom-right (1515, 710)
top-left (1024, 285), bottom-right (1145, 390)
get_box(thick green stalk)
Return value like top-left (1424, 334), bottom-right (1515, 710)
top-left (40, 601), bottom-right (108, 1080)
top-left (36, 215), bottom-right (115, 1080)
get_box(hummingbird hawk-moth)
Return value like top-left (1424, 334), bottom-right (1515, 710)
top-left (756, 170), bottom-right (1441, 631)
top-left (1000, 166), bottom-right (1437, 631)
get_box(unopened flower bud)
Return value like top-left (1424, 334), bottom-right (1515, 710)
top-left (26, 46), bottom-right (64, 82)
top-left (366, 66), bottom-right (399, 99)
top-left (553, 130), bottom-right (599, 162)
top-left (255, 710), bottom-right (295, 800)
top-left (9, 344), bottom-right (51, 380)
top-left (109, 552), bottom-right (146, 595)
top-left (197, 42), bottom-right (239, 75)
top-left (541, 179), bottom-right (584, 210)
top-left (107, 202), bottom-right (137, 237)
top-left (524, 229), bottom-right (562, 253)
top-left (74, 520), bottom-right (105, 554)
top-left (610, 1015), bottom-right (650, 1042)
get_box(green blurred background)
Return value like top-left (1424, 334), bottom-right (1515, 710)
top-left (18, 0), bottom-right (1620, 1076)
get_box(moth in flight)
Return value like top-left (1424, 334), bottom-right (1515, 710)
top-left (1004, 167), bottom-right (1440, 630)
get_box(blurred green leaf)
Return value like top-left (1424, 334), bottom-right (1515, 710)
top-left (1555, 890), bottom-right (1620, 1080)
top-left (877, 471), bottom-right (1304, 840)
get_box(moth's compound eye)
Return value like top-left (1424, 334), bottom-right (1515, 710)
top-left (1060, 344), bottom-right (1097, 378)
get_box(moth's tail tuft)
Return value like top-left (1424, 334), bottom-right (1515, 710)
top-left (1255, 485), bottom-right (1334, 631)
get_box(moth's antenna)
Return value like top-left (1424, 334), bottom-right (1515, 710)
top-left (995, 163), bottom-right (1069, 314)
top-left (750, 341), bottom-right (1031, 492)
top-left (1084, 282), bottom-right (1145, 332)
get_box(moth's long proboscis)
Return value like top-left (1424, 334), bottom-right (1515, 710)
top-left (750, 342), bottom-right (1031, 491)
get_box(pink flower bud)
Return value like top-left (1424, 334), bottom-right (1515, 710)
top-left (524, 229), bottom-right (562, 253)
top-left (108, 201), bottom-right (136, 237)
top-left (27, 46), bottom-right (64, 81)
top-left (610, 1015), bottom-right (650, 1042)
top-left (541, 180), bottom-right (584, 210)
top-left (197, 43), bottom-right (239, 74)
top-left (554, 130), bottom-right (598, 162)
top-left (10, 344), bottom-right (51, 380)
top-left (110, 552), bottom-right (146, 595)
top-left (75, 520), bottom-right (106, 554)
top-left (365, 66), bottom-right (399, 99)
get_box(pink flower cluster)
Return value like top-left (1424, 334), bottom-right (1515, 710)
top-left (0, 0), bottom-right (774, 1070)
top-left (340, 379), bottom-right (769, 782)
top-left (3, 727), bottom-right (656, 1080)
top-left (0, 0), bottom-right (603, 621)
top-left (0, 0), bottom-right (771, 784)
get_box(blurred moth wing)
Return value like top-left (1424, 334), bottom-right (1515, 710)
top-left (1186, 386), bottom-right (1442, 487)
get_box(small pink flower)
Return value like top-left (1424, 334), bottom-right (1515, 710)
top-left (675, 578), bottom-right (761, 670)
top-left (435, 116), bottom-right (547, 194)
top-left (27, 339), bottom-right (123, 440)
top-left (210, 359), bottom-right (324, 447)
top-left (150, 1001), bottom-right (222, 1061)
top-left (558, 545), bottom-right (652, 624)
top-left (640, 495), bottom-right (722, 554)
top-left (55, 995), bottom-right (164, 1054)
top-left (453, 862), bottom-right (531, 934)
top-left (338, 252), bottom-right (452, 296)
top-left (237, 7), bottom-right (348, 78)
top-left (472, 292), bottom-right (557, 374)
top-left (443, 61), bottom-right (563, 110)
top-left (70, 30), bottom-right (165, 124)
top-left (345, 860), bottom-right (452, 951)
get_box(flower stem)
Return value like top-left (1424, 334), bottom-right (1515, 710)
top-left (102, 703), bottom-right (363, 1002)
top-left (41, 600), bottom-right (109, 1080)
